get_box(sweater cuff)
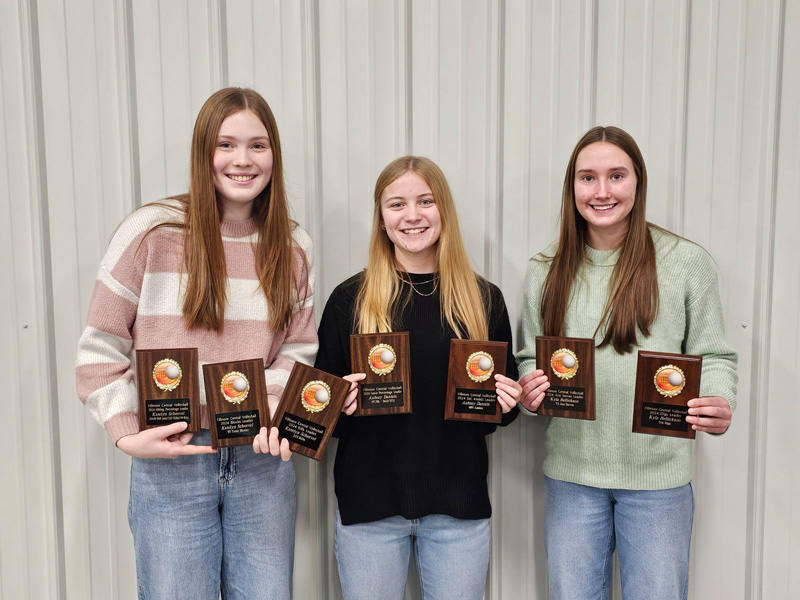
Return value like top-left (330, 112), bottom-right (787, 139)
top-left (517, 402), bottom-right (538, 417)
top-left (105, 412), bottom-right (140, 444)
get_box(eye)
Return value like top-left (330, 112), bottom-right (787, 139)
top-left (218, 141), bottom-right (233, 149)
top-left (388, 201), bottom-right (404, 210)
top-left (611, 173), bottom-right (624, 181)
top-left (252, 142), bottom-right (269, 150)
top-left (420, 198), bottom-right (435, 206)
top-left (580, 174), bottom-right (594, 183)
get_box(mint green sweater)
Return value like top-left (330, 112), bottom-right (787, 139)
top-left (516, 229), bottom-right (738, 490)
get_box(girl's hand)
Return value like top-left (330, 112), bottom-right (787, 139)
top-left (253, 426), bottom-right (292, 461)
top-left (495, 374), bottom-right (522, 413)
top-left (685, 396), bottom-right (732, 434)
top-left (518, 369), bottom-right (550, 412)
top-left (116, 422), bottom-right (217, 458)
top-left (341, 373), bottom-right (367, 415)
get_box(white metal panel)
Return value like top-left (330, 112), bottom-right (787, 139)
top-left (4, 1), bottom-right (799, 598)
top-left (0, 0), bottom-right (60, 598)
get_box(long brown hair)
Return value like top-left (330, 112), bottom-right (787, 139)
top-left (541, 126), bottom-right (659, 353)
top-left (150, 87), bottom-right (301, 332)
top-left (355, 156), bottom-right (489, 340)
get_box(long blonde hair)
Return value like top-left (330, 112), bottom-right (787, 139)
top-left (541, 126), bottom-right (659, 353)
top-left (147, 87), bottom-right (303, 333)
top-left (355, 156), bottom-right (488, 340)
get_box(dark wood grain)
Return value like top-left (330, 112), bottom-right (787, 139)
top-left (272, 362), bottom-right (350, 461)
top-left (535, 336), bottom-right (596, 420)
top-left (136, 348), bottom-right (200, 432)
top-left (203, 358), bottom-right (270, 448)
top-left (444, 340), bottom-right (508, 424)
top-left (632, 351), bottom-right (702, 439)
top-left (350, 332), bottom-right (412, 416)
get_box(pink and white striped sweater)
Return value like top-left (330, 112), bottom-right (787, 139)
top-left (76, 201), bottom-right (318, 443)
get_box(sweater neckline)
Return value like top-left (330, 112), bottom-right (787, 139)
top-left (220, 218), bottom-right (257, 238)
top-left (584, 244), bottom-right (621, 267)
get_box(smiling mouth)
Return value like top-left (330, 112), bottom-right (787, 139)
top-left (226, 174), bottom-right (257, 182)
top-left (401, 227), bottom-right (428, 235)
top-left (590, 203), bottom-right (618, 212)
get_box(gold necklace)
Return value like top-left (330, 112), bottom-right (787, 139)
top-left (400, 273), bottom-right (440, 297)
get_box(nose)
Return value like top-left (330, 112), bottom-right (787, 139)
top-left (232, 147), bottom-right (252, 167)
top-left (405, 203), bottom-right (422, 222)
top-left (595, 180), bottom-right (611, 199)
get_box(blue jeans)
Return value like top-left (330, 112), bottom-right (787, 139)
top-left (128, 431), bottom-right (295, 600)
top-left (335, 510), bottom-right (490, 600)
top-left (544, 475), bottom-right (694, 600)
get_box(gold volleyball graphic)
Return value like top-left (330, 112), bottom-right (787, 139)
top-left (550, 348), bottom-right (579, 380)
top-left (153, 358), bottom-right (182, 391)
top-left (653, 365), bottom-right (685, 397)
top-left (220, 371), bottom-right (250, 404)
top-left (368, 344), bottom-right (397, 376)
top-left (301, 381), bottom-right (332, 413)
top-left (466, 351), bottom-right (495, 383)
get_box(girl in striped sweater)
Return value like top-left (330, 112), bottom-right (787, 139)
top-left (75, 88), bottom-right (316, 599)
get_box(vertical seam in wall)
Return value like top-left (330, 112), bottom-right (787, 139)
top-left (122, 0), bottom-right (141, 209)
top-left (747, 1), bottom-right (785, 595)
top-left (493, 0), bottom-right (505, 282)
top-left (590, 0), bottom-right (598, 124)
top-left (404, 0), bottom-right (412, 153)
top-left (219, 0), bottom-right (229, 87)
top-left (156, 4), bottom-right (168, 194)
top-left (21, 0), bottom-right (66, 596)
top-left (676, 0), bottom-right (690, 234)
top-left (488, 5), bottom-right (506, 596)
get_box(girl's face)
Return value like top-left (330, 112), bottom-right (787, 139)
top-left (380, 171), bottom-right (442, 272)
top-left (213, 109), bottom-right (273, 219)
top-left (573, 141), bottom-right (637, 249)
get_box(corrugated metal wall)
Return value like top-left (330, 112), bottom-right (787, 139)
top-left (2, 0), bottom-right (797, 598)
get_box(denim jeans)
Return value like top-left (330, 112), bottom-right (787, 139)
top-left (128, 431), bottom-right (295, 600)
top-left (544, 475), bottom-right (694, 600)
top-left (335, 510), bottom-right (490, 600)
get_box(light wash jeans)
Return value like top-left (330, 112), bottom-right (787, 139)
top-left (544, 475), bottom-right (694, 600)
top-left (128, 430), bottom-right (295, 600)
top-left (335, 510), bottom-right (490, 600)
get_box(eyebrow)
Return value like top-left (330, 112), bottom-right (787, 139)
top-left (576, 166), bottom-right (629, 174)
top-left (384, 193), bottom-right (434, 202)
top-left (217, 134), bottom-right (269, 142)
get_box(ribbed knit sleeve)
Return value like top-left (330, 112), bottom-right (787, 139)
top-left (263, 227), bottom-right (319, 405)
top-left (75, 203), bottom-right (180, 442)
top-left (679, 244), bottom-right (738, 411)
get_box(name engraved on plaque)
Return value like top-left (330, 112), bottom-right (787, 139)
top-left (640, 403), bottom-right (690, 433)
top-left (453, 388), bottom-right (496, 415)
top-left (278, 413), bottom-right (326, 451)
top-left (145, 398), bottom-right (192, 425)
top-left (361, 382), bottom-right (405, 409)
top-left (542, 387), bottom-right (586, 412)
top-left (215, 410), bottom-right (260, 439)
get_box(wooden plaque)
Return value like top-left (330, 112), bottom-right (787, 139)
top-left (535, 336), bottom-right (596, 420)
top-left (632, 351), bottom-right (701, 439)
top-left (136, 348), bottom-right (200, 432)
top-left (444, 340), bottom-right (508, 424)
top-left (350, 332), bottom-right (412, 416)
top-left (272, 362), bottom-right (350, 461)
top-left (203, 359), bottom-right (270, 448)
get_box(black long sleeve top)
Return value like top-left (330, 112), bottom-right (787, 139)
top-left (314, 272), bottom-right (519, 525)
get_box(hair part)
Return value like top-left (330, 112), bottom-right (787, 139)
top-left (541, 125), bottom-right (659, 353)
top-left (355, 156), bottom-right (489, 340)
top-left (148, 87), bottom-right (304, 333)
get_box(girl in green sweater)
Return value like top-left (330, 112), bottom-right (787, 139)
top-left (516, 126), bottom-right (738, 599)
